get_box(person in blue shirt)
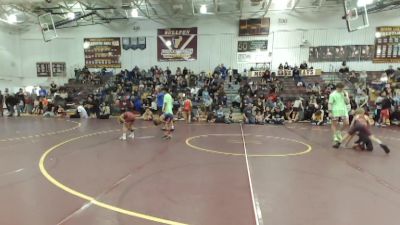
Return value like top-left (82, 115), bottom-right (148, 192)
top-left (157, 90), bottom-right (165, 114)
top-left (133, 96), bottom-right (143, 114)
top-left (220, 64), bottom-right (227, 80)
top-left (39, 87), bottom-right (47, 97)
top-left (215, 105), bottom-right (225, 123)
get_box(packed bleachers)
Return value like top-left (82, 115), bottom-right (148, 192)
top-left (1, 63), bottom-right (400, 127)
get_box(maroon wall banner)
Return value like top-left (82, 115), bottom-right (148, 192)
top-left (84, 38), bottom-right (121, 68)
top-left (157, 27), bottom-right (197, 61)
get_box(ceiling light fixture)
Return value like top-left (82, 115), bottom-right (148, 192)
top-left (83, 42), bottom-right (90, 49)
top-left (67, 12), bottom-right (75, 20)
top-left (7, 14), bottom-right (17, 24)
top-left (275, 0), bottom-right (292, 10)
top-left (165, 40), bottom-right (172, 47)
top-left (200, 4), bottom-right (207, 14)
top-left (131, 8), bottom-right (139, 17)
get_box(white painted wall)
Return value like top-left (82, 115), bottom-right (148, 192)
top-left (8, 9), bottom-right (400, 88)
top-left (0, 26), bottom-right (21, 91)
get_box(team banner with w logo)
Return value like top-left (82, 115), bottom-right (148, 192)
top-left (157, 27), bottom-right (197, 61)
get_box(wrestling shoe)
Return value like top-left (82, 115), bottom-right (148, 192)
top-left (128, 133), bottom-right (135, 139)
top-left (332, 142), bottom-right (341, 149)
top-left (162, 135), bottom-right (172, 140)
top-left (336, 132), bottom-right (343, 143)
top-left (119, 136), bottom-right (127, 141)
top-left (380, 144), bottom-right (390, 154)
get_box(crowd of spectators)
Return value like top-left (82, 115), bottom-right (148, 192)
top-left (1, 64), bottom-right (400, 128)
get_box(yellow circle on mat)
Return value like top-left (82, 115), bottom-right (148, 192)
top-left (39, 127), bottom-right (188, 225)
top-left (185, 134), bottom-right (312, 157)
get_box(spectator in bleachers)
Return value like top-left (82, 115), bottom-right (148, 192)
top-left (183, 96), bottom-right (192, 123)
top-left (39, 87), bottom-right (47, 98)
top-left (391, 105), bottom-right (400, 125)
top-left (243, 104), bottom-right (256, 124)
top-left (293, 66), bottom-right (302, 86)
top-left (0, 91), bottom-right (3, 117)
top-left (271, 107), bottom-right (285, 125)
top-left (15, 88), bottom-right (25, 116)
top-left (291, 97), bottom-right (303, 122)
top-left (97, 103), bottom-right (111, 119)
top-left (378, 92), bottom-right (392, 126)
top-left (284, 62), bottom-right (290, 70)
top-left (300, 61), bottom-right (308, 69)
top-left (385, 65), bottom-right (395, 77)
top-left (311, 106), bottom-right (324, 126)
top-left (255, 110), bottom-right (264, 125)
top-left (339, 61), bottom-right (349, 74)
top-left (50, 81), bottom-right (58, 96)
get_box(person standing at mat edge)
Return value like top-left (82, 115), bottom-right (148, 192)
top-left (162, 88), bottom-right (174, 140)
top-left (0, 91), bottom-right (3, 117)
top-left (328, 82), bottom-right (350, 148)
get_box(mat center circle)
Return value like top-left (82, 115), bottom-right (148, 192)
top-left (185, 134), bottom-right (312, 157)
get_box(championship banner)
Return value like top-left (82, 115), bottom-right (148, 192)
top-left (122, 37), bottom-right (146, 50)
top-left (238, 40), bottom-right (268, 52)
top-left (84, 38), bottom-right (121, 68)
top-left (374, 26), bottom-right (400, 63)
top-left (309, 45), bottom-right (374, 62)
top-left (157, 27), bottom-right (197, 61)
top-left (52, 62), bottom-right (66, 77)
top-left (37, 62), bottom-right (51, 77)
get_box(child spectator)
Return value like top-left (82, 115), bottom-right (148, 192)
top-left (243, 104), bottom-right (256, 124)
top-left (183, 96), bottom-right (192, 123)
top-left (291, 97), bottom-right (303, 122)
top-left (271, 107), bottom-right (285, 125)
top-left (391, 105), bottom-right (400, 125)
top-left (57, 105), bottom-right (67, 118)
top-left (311, 106), bottom-right (324, 126)
top-left (264, 107), bottom-right (272, 124)
top-left (215, 105), bottom-right (226, 123)
top-left (255, 110), bottom-right (264, 125)
top-left (379, 92), bottom-right (392, 126)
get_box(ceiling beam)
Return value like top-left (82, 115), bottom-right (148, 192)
top-left (239, 0), bottom-right (244, 17)
top-left (131, 0), bottom-right (168, 25)
top-left (188, 0), bottom-right (195, 15)
top-left (214, 0), bottom-right (218, 14)
top-left (263, 0), bottom-right (272, 17)
top-left (292, 0), bottom-right (301, 10)
top-left (52, 11), bottom-right (95, 28)
top-left (319, 0), bottom-right (326, 8)
top-left (147, 0), bottom-right (159, 16)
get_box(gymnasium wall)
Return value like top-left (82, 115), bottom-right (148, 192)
top-left (11, 9), bottom-right (400, 87)
top-left (0, 26), bottom-right (20, 91)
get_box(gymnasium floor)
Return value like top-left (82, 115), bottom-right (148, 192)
top-left (0, 117), bottom-right (399, 225)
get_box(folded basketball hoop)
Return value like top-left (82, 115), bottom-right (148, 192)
top-left (38, 13), bottom-right (58, 42)
top-left (343, 0), bottom-right (369, 32)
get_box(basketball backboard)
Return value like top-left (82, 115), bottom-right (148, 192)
top-left (343, 0), bottom-right (370, 32)
top-left (38, 13), bottom-right (58, 42)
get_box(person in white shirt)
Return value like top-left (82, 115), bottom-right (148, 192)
top-left (291, 98), bottom-right (303, 122)
top-left (228, 67), bottom-right (233, 83)
top-left (77, 105), bottom-right (88, 118)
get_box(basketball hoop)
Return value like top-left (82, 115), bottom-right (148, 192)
top-left (343, 0), bottom-right (369, 32)
top-left (38, 13), bottom-right (58, 42)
